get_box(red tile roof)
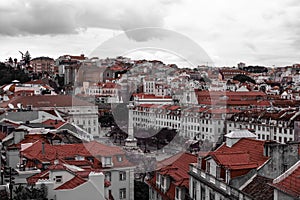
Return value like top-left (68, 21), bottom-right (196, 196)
top-left (271, 161), bottom-right (300, 197)
top-left (148, 152), bottom-right (197, 199)
top-left (0, 95), bottom-right (94, 108)
top-left (8, 134), bottom-right (50, 150)
top-left (216, 138), bottom-right (268, 166)
top-left (42, 119), bottom-right (65, 129)
top-left (27, 169), bottom-right (50, 184)
top-left (24, 80), bottom-right (46, 85)
top-left (21, 141), bottom-right (134, 169)
top-left (210, 152), bottom-right (259, 170)
top-left (0, 131), bottom-right (6, 140)
top-left (55, 175), bottom-right (86, 190)
top-left (242, 175), bottom-right (274, 200)
top-left (206, 138), bottom-right (269, 177)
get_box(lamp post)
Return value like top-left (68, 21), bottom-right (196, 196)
top-left (0, 141), bottom-right (2, 185)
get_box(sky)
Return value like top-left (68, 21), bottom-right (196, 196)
top-left (0, 0), bottom-right (300, 67)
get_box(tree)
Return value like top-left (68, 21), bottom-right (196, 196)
top-left (24, 51), bottom-right (31, 66)
top-left (8, 57), bottom-right (13, 64)
top-left (134, 180), bottom-right (149, 200)
top-left (13, 184), bottom-right (48, 200)
top-left (233, 74), bottom-right (256, 84)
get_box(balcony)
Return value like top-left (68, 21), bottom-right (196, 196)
top-left (189, 163), bottom-right (252, 200)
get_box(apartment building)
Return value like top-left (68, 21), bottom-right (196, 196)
top-left (130, 104), bottom-right (239, 143)
top-left (226, 109), bottom-right (298, 144)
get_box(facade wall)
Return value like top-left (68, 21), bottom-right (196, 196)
top-left (59, 105), bottom-right (99, 136)
top-left (7, 149), bottom-right (19, 168)
top-left (258, 143), bottom-right (300, 179)
top-left (50, 170), bottom-right (75, 189)
top-left (103, 167), bottom-right (134, 200)
top-left (274, 189), bottom-right (296, 200)
top-left (131, 106), bottom-right (225, 143)
top-left (31, 58), bottom-right (55, 74)
top-left (226, 121), bottom-right (294, 144)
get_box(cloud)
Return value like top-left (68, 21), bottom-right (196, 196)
top-left (0, 0), bottom-right (178, 40)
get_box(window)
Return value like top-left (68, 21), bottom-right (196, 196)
top-left (117, 155), bottom-right (123, 162)
top-left (119, 188), bottom-right (126, 199)
top-left (119, 171), bottom-right (126, 181)
top-left (161, 176), bottom-right (165, 188)
top-left (206, 161), bottom-right (210, 173)
top-left (201, 186), bottom-right (205, 200)
top-left (209, 190), bottom-right (215, 200)
top-left (55, 176), bottom-right (62, 183)
top-left (176, 187), bottom-right (180, 199)
top-left (103, 157), bottom-right (112, 166)
top-left (105, 172), bottom-right (111, 182)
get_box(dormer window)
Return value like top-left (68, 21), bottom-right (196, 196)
top-left (102, 156), bottom-right (113, 167)
top-left (117, 155), bottom-right (123, 162)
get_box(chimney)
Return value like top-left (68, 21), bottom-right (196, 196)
top-left (42, 142), bottom-right (45, 155)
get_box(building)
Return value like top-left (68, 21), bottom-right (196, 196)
top-left (56, 54), bottom-right (86, 85)
top-left (218, 68), bottom-right (250, 81)
top-left (226, 108), bottom-right (298, 144)
top-left (271, 160), bottom-right (300, 200)
top-left (31, 57), bottom-right (56, 74)
top-left (80, 81), bottom-right (122, 103)
top-left (188, 133), bottom-right (269, 200)
top-left (17, 140), bottom-right (135, 200)
top-left (26, 162), bottom-right (107, 200)
top-left (147, 152), bottom-right (197, 200)
top-left (130, 104), bottom-right (239, 143)
top-left (0, 95), bottom-right (99, 136)
top-left (188, 130), bottom-right (300, 200)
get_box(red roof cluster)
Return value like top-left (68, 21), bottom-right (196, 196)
top-left (21, 140), bottom-right (134, 169)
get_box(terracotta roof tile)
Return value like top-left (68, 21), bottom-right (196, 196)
top-left (1, 95), bottom-right (94, 108)
top-left (54, 175), bottom-right (86, 190)
top-left (271, 161), bottom-right (300, 197)
top-left (242, 175), bottom-right (274, 200)
top-left (207, 138), bottom-right (269, 176)
top-left (148, 152), bottom-right (197, 199)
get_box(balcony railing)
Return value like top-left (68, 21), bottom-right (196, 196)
top-left (189, 163), bottom-right (252, 200)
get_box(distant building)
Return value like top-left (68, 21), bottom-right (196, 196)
top-left (226, 108), bottom-right (298, 144)
top-left (31, 57), bottom-right (56, 74)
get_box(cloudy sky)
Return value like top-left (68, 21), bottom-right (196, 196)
top-left (0, 0), bottom-right (300, 67)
